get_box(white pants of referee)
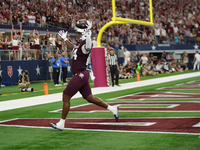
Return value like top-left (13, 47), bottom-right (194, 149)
top-left (193, 60), bottom-right (200, 70)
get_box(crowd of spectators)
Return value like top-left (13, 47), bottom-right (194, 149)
top-left (112, 47), bottom-right (186, 79)
top-left (0, 0), bottom-right (200, 45)
top-left (0, 25), bottom-right (74, 61)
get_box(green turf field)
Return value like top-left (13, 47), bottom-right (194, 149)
top-left (0, 71), bottom-right (200, 150)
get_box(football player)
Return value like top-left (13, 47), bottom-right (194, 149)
top-left (49, 19), bottom-right (119, 131)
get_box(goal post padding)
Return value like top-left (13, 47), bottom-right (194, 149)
top-left (92, 47), bottom-right (109, 87)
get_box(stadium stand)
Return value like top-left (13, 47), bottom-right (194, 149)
top-left (0, 0), bottom-right (199, 83)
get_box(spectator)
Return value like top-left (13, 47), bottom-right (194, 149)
top-left (193, 51), bottom-right (200, 71)
top-left (161, 51), bottom-right (167, 61)
top-left (142, 62), bottom-right (154, 76)
top-left (141, 54), bottom-right (148, 65)
top-left (42, 13), bottom-right (46, 27)
top-left (33, 29), bottom-right (41, 60)
top-left (174, 61), bottom-right (183, 72)
top-left (156, 61), bottom-right (164, 74)
top-left (28, 12), bottom-right (36, 27)
top-left (45, 51), bottom-right (53, 81)
top-left (124, 61), bottom-right (133, 78)
top-left (0, 32), bottom-right (5, 60)
top-left (162, 60), bottom-right (170, 74)
top-left (123, 47), bottom-right (131, 67)
top-left (56, 35), bottom-right (62, 52)
top-left (22, 42), bottom-right (30, 60)
top-left (184, 28), bottom-right (191, 44)
top-left (174, 33), bottom-right (180, 44)
top-left (11, 26), bottom-right (19, 60)
top-left (182, 51), bottom-right (189, 70)
top-left (29, 35), bottom-right (35, 60)
top-left (3, 35), bottom-right (11, 60)
top-left (36, 13), bottom-right (42, 27)
top-left (41, 30), bottom-right (49, 59)
top-left (154, 27), bottom-right (160, 43)
top-left (17, 12), bottom-right (23, 26)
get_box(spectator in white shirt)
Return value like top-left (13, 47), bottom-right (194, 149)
top-left (123, 47), bottom-right (131, 66)
top-left (156, 61), bottom-right (164, 74)
top-left (154, 27), bottom-right (161, 44)
top-left (28, 12), bottom-right (36, 27)
top-left (141, 54), bottom-right (148, 65)
top-left (193, 51), bottom-right (200, 70)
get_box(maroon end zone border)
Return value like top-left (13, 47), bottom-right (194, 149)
top-left (0, 118), bottom-right (200, 135)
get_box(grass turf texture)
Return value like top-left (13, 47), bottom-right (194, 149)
top-left (0, 71), bottom-right (200, 150)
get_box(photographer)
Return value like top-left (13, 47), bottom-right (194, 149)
top-left (18, 70), bottom-right (33, 92)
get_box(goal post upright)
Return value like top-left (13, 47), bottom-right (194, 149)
top-left (93, 0), bottom-right (154, 87)
top-left (97, 0), bottom-right (154, 47)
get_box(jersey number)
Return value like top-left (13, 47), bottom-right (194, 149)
top-left (73, 49), bottom-right (78, 60)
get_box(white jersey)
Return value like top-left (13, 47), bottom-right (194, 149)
top-left (195, 53), bottom-right (200, 61)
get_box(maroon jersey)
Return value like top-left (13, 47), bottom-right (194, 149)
top-left (71, 40), bottom-right (91, 75)
top-left (56, 40), bottom-right (62, 47)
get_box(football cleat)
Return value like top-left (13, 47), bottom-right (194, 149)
top-left (48, 123), bottom-right (63, 131)
top-left (113, 106), bottom-right (119, 122)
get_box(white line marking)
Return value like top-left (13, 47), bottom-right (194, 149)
top-left (167, 104), bottom-right (180, 108)
top-left (193, 122), bottom-right (200, 127)
top-left (72, 122), bottom-right (156, 126)
top-left (1, 117), bottom-right (200, 135)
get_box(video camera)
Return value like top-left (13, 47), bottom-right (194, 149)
top-left (24, 70), bottom-right (29, 75)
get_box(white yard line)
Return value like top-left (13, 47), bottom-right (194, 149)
top-left (0, 72), bottom-right (199, 112)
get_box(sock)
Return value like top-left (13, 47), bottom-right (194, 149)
top-left (89, 70), bottom-right (95, 81)
top-left (56, 118), bottom-right (65, 128)
top-left (107, 105), bottom-right (114, 113)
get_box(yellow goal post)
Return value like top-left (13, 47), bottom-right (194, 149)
top-left (97, 0), bottom-right (154, 47)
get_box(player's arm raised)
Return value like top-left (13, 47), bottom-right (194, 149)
top-left (58, 30), bottom-right (74, 50)
top-left (85, 21), bottom-right (92, 51)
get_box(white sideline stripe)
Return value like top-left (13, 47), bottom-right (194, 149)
top-left (72, 122), bottom-right (156, 126)
top-left (49, 104), bottom-right (180, 113)
top-left (0, 124), bottom-right (199, 135)
top-left (0, 72), bottom-right (199, 112)
top-left (193, 122), bottom-right (200, 127)
top-left (1, 117), bottom-right (200, 135)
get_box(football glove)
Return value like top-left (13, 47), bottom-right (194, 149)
top-left (58, 30), bottom-right (68, 41)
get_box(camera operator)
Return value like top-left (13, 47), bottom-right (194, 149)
top-left (18, 70), bottom-right (33, 92)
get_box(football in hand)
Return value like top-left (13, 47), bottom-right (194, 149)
top-left (76, 19), bottom-right (88, 29)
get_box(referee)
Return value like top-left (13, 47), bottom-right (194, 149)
top-left (107, 48), bottom-right (120, 87)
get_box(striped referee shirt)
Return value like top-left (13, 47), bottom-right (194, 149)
top-left (107, 54), bottom-right (118, 65)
